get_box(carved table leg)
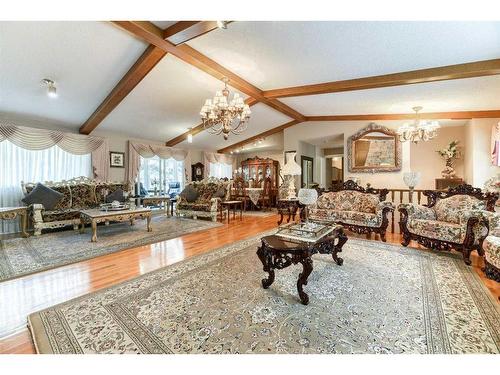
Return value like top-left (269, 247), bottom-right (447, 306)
top-left (332, 231), bottom-right (347, 266)
top-left (129, 218), bottom-right (135, 226)
top-left (90, 220), bottom-right (97, 242)
top-left (20, 212), bottom-right (29, 238)
top-left (297, 257), bottom-right (313, 305)
top-left (257, 245), bottom-right (275, 289)
top-left (277, 211), bottom-right (284, 225)
top-left (79, 217), bottom-right (85, 234)
top-left (146, 214), bottom-right (152, 232)
top-left (462, 247), bottom-right (472, 266)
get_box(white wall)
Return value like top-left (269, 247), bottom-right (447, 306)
top-left (465, 118), bottom-right (500, 188)
top-left (285, 121), bottom-right (412, 189)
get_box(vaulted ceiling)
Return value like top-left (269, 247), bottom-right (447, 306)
top-left (1, 21), bottom-right (500, 152)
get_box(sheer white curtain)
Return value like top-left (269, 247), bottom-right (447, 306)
top-left (0, 141), bottom-right (92, 233)
top-left (209, 162), bottom-right (233, 179)
top-left (138, 156), bottom-right (184, 194)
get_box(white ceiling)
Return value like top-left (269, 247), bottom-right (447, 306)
top-left (281, 75), bottom-right (500, 115)
top-left (178, 103), bottom-right (292, 150)
top-left (0, 21), bottom-right (147, 128)
top-left (0, 21), bottom-right (499, 149)
top-left (188, 21), bottom-right (500, 90)
top-left (98, 54), bottom-right (249, 142)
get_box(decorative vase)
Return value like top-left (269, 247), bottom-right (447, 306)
top-left (441, 158), bottom-right (457, 178)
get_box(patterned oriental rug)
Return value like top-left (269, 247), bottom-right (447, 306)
top-left (0, 217), bottom-right (220, 282)
top-left (28, 235), bottom-right (500, 354)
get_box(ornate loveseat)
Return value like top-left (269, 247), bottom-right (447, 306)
top-left (176, 178), bottom-right (230, 222)
top-left (21, 176), bottom-right (129, 235)
top-left (399, 184), bottom-right (498, 265)
top-left (481, 212), bottom-right (500, 282)
top-left (309, 180), bottom-right (394, 241)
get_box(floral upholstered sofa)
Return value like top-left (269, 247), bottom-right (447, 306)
top-left (309, 180), bottom-right (394, 241)
top-left (481, 212), bottom-right (500, 282)
top-left (399, 184), bottom-right (498, 265)
top-left (176, 178), bottom-right (230, 222)
top-left (21, 176), bottom-right (129, 235)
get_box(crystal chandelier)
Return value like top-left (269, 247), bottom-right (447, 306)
top-left (397, 106), bottom-right (440, 143)
top-left (200, 77), bottom-right (251, 140)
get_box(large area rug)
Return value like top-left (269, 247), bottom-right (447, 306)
top-left (0, 216), bottom-right (220, 282)
top-left (28, 234), bottom-right (499, 354)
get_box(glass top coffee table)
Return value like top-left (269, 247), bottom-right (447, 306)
top-left (257, 222), bottom-right (347, 305)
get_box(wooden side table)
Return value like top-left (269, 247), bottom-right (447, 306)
top-left (221, 200), bottom-right (243, 223)
top-left (0, 207), bottom-right (29, 237)
top-left (276, 199), bottom-right (303, 225)
top-left (141, 196), bottom-right (170, 216)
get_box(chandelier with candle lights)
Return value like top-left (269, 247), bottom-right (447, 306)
top-left (397, 106), bottom-right (440, 143)
top-left (200, 77), bottom-right (251, 140)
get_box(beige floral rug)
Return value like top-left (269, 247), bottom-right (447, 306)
top-left (0, 216), bottom-right (220, 282)
top-left (28, 235), bottom-right (500, 354)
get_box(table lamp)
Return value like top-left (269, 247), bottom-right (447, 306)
top-left (298, 188), bottom-right (318, 224)
top-left (282, 152), bottom-right (302, 199)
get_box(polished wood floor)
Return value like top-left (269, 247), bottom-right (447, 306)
top-left (0, 214), bottom-right (498, 354)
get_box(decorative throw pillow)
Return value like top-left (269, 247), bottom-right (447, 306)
top-left (105, 188), bottom-right (125, 203)
top-left (180, 185), bottom-right (199, 203)
top-left (21, 183), bottom-right (63, 210)
top-left (213, 186), bottom-right (227, 199)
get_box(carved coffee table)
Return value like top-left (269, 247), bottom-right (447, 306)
top-left (257, 224), bottom-right (347, 305)
top-left (79, 207), bottom-right (152, 242)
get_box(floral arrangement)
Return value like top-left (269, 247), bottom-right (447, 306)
top-left (437, 140), bottom-right (461, 178)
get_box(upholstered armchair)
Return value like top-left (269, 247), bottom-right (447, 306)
top-left (481, 211), bottom-right (500, 282)
top-left (399, 184), bottom-right (498, 265)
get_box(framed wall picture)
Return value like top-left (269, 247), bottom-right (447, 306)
top-left (109, 151), bottom-right (125, 168)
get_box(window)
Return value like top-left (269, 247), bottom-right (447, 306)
top-left (209, 162), bottom-right (232, 179)
top-left (138, 156), bottom-right (184, 195)
top-left (0, 141), bottom-right (92, 233)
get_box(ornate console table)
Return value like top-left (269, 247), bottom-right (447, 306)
top-left (0, 207), bottom-right (29, 237)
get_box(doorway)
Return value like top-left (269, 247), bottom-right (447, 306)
top-left (301, 156), bottom-right (314, 188)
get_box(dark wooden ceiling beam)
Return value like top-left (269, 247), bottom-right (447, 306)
top-left (306, 110), bottom-right (500, 121)
top-left (262, 59), bottom-right (500, 98)
top-left (163, 21), bottom-right (230, 45)
top-left (79, 45), bottom-right (166, 135)
top-left (165, 98), bottom-right (258, 146)
top-left (217, 119), bottom-right (302, 154)
top-left (111, 21), bottom-right (306, 122)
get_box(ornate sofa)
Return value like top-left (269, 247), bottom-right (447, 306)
top-left (21, 176), bottom-right (129, 235)
top-left (176, 178), bottom-right (230, 222)
top-left (481, 212), bottom-right (500, 282)
top-left (309, 180), bottom-right (394, 241)
top-left (399, 184), bottom-right (498, 265)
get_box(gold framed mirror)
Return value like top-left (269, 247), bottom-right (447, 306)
top-left (347, 123), bottom-right (402, 173)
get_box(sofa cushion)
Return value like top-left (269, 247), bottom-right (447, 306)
top-left (180, 185), bottom-right (199, 203)
top-left (434, 195), bottom-right (486, 224)
top-left (177, 202), bottom-right (212, 212)
top-left (484, 236), bottom-right (500, 268)
top-left (309, 208), bottom-right (380, 228)
top-left (95, 183), bottom-right (128, 204)
top-left (41, 209), bottom-right (81, 222)
top-left (22, 183), bottom-right (63, 210)
top-left (70, 183), bottom-right (97, 209)
top-left (197, 182), bottom-right (220, 202)
top-left (408, 219), bottom-right (464, 243)
top-left (105, 188), bottom-right (125, 203)
top-left (355, 193), bottom-right (379, 214)
top-left (51, 185), bottom-right (72, 210)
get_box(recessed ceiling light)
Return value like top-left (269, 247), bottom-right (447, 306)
top-left (41, 78), bottom-right (57, 98)
top-left (216, 21), bottom-right (228, 29)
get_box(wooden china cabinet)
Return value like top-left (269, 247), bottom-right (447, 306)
top-left (240, 157), bottom-right (280, 205)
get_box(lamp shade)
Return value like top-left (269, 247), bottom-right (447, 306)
top-left (282, 152), bottom-right (302, 176)
top-left (298, 188), bottom-right (318, 205)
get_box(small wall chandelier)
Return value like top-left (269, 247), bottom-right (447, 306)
top-left (397, 106), bottom-right (440, 143)
top-left (200, 77), bottom-right (251, 140)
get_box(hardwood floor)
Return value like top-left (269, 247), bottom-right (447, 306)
top-left (0, 214), bottom-right (498, 354)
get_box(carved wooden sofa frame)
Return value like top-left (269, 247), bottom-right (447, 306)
top-left (399, 184), bottom-right (498, 265)
top-left (310, 180), bottom-right (394, 241)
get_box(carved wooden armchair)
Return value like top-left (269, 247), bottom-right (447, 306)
top-left (231, 176), bottom-right (250, 211)
top-left (399, 184), bottom-right (498, 265)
